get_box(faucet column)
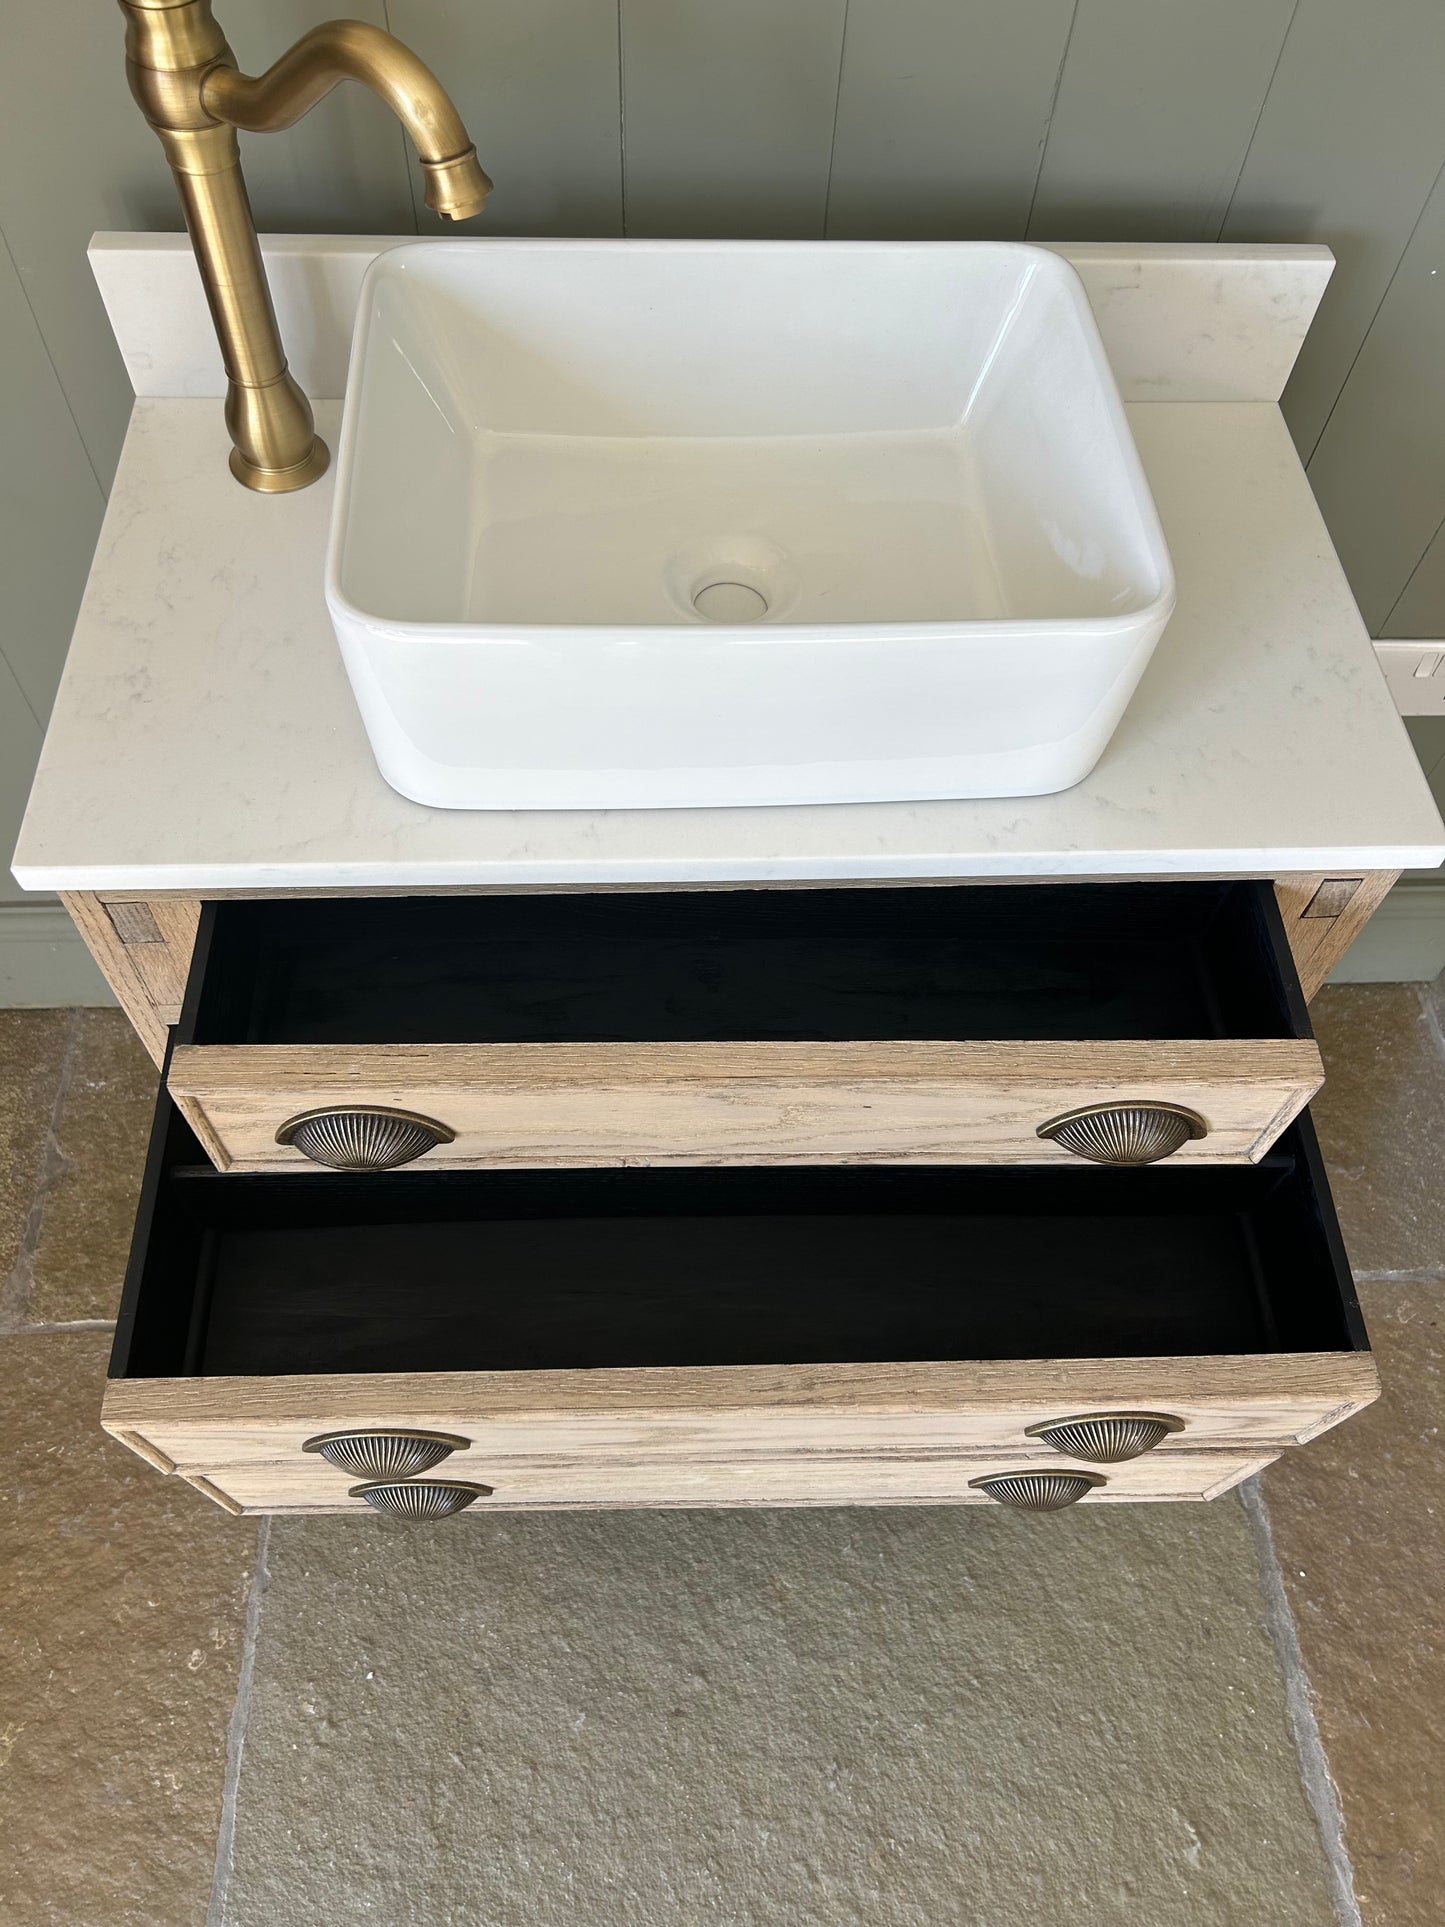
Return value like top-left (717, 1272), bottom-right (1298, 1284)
top-left (117, 0), bottom-right (328, 491)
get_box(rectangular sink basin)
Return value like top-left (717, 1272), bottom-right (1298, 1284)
top-left (327, 241), bottom-right (1174, 810)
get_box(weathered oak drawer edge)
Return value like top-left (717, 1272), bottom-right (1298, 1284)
top-left (168, 1038), bottom-right (1325, 1170)
top-left (137, 1449), bottom-right (1284, 1515)
top-left (102, 1351), bottom-right (1380, 1472)
top-left (164, 882), bottom-right (1323, 1171)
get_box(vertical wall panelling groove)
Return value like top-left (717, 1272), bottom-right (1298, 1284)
top-left (1026, 0), bottom-right (1298, 244)
top-left (825, 0), bottom-right (1077, 240)
top-left (1302, 155), bottom-right (1445, 491)
top-left (1385, 521), bottom-right (1445, 641)
top-left (819, 0), bottom-right (853, 237)
top-left (1221, 0), bottom-right (1445, 466)
top-left (621, 0), bottom-right (849, 238)
top-left (1210, 0), bottom-right (1301, 243)
top-left (1020, 2), bottom-right (1080, 238)
top-left (0, 0), bottom-right (172, 486)
top-left (1303, 161), bottom-right (1445, 635)
top-left (388, 0), bottom-right (624, 237)
top-left (0, 656), bottom-right (44, 912)
top-left (0, 230), bottom-right (106, 912)
top-left (617, 0), bottom-right (629, 234)
top-left (378, 0), bottom-right (427, 238)
top-left (0, 230), bottom-right (105, 503)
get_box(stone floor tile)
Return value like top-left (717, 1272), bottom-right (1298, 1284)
top-left (29, 1009), bottom-right (157, 1324)
top-left (0, 1330), bottom-right (254, 1927)
top-left (1262, 1280), bottom-right (1445, 1927)
top-left (0, 1009), bottom-right (71, 1321)
top-left (1425, 970), bottom-right (1445, 1039)
top-left (221, 1500), bottom-right (1333, 1927)
top-left (1310, 985), bottom-right (1445, 1275)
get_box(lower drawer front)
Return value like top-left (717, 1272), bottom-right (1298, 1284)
top-left (106, 1100), bottom-right (1375, 1514)
top-left (184, 1449), bottom-right (1277, 1515)
top-left (103, 1353), bottom-right (1376, 1476)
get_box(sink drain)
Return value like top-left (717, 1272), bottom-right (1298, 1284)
top-left (692, 580), bottom-right (770, 624)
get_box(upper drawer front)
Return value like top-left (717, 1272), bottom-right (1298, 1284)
top-left (168, 1038), bottom-right (1321, 1171)
top-left (170, 883), bottom-right (1319, 1170)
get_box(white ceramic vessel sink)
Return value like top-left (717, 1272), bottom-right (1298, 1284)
top-left (327, 240), bottom-right (1174, 810)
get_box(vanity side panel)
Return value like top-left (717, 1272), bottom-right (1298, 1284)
top-left (1275, 870), bottom-right (1399, 999)
top-left (58, 891), bottom-right (200, 1067)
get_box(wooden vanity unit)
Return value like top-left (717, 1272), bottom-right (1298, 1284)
top-left (13, 238), bottom-right (1444, 1519)
top-left (64, 874), bottom-right (1387, 1518)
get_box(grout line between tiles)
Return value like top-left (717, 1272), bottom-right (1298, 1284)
top-left (1418, 980), bottom-right (1445, 1066)
top-left (1241, 1478), bottom-right (1363, 1927)
top-left (1352, 1264), bottom-right (1445, 1284)
top-left (12, 1319), bottom-right (117, 1334)
top-left (0, 1010), bottom-right (81, 1334)
top-left (208, 1516), bottom-right (272, 1927)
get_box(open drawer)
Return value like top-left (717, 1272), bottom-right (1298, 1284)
top-left (166, 882), bottom-right (1322, 1172)
top-left (104, 1095), bottom-right (1377, 1515)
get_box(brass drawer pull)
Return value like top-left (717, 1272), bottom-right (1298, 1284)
top-left (275, 1105), bottom-right (455, 1171)
top-left (969, 1470), bottom-right (1105, 1510)
top-left (1025, 1412), bottom-right (1184, 1463)
top-left (1036, 1101), bottom-right (1207, 1165)
top-left (351, 1480), bottom-right (493, 1518)
top-left (304, 1429), bottom-right (470, 1480)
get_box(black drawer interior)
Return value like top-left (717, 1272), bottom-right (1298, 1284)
top-left (113, 1101), bottom-right (1363, 1382)
top-left (180, 882), bottom-right (1310, 1048)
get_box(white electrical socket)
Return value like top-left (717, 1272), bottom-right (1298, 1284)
top-left (1374, 641), bottom-right (1445, 716)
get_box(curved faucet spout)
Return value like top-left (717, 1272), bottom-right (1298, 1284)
top-left (201, 21), bottom-right (492, 220)
top-left (118, 0), bottom-right (492, 488)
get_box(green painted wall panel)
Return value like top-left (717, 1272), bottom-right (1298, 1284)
top-left (1027, 0), bottom-right (1295, 243)
top-left (0, 0), bottom-right (415, 489)
top-left (389, 0), bottom-right (624, 237)
top-left (1384, 521), bottom-right (1445, 641)
top-left (1405, 716), bottom-right (1445, 802)
top-left (621, 0), bottom-right (848, 238)
top-left (0, 235), bottom-right (105, 731)
top-left (825, 0), bottom-right (1074, 240)
top-left (4, 0), bottom-right (1445, 944)
top-left (1222, 0), bottom-right (1445, 461)
top-left (0, 654), bottom-right (44, 908)
top-left (1306, 163), bottom-right (1445, 633)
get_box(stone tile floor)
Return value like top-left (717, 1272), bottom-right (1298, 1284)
top-left (0, 993), bottom-right (1440, 1926)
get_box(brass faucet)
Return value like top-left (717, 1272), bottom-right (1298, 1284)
top-left (117, 1), bottom-right (491, 491)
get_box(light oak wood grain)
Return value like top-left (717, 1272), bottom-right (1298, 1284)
top-left (1274, 870), bottom-right (1399, 999)
top-left (181, 1473), bottom-right (245, 1515)
top-left (59, 890), bottom-right (200, 1067)
top-left (167, 1037), bottom-right (1324, 1170)
top-left (103, 1351), bottom-right (1379, 1476)
top-left (170, 1446), bottom-right (1279, 1514)
top-left (83, 864), bottom-right (1395, 1005)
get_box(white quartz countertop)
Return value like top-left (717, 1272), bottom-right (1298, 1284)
top-left (13, 242), bottom-right (1444, 893)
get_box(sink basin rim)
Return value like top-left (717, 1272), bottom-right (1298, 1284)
top-left (324, 237), bottom-right (1175, 644)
